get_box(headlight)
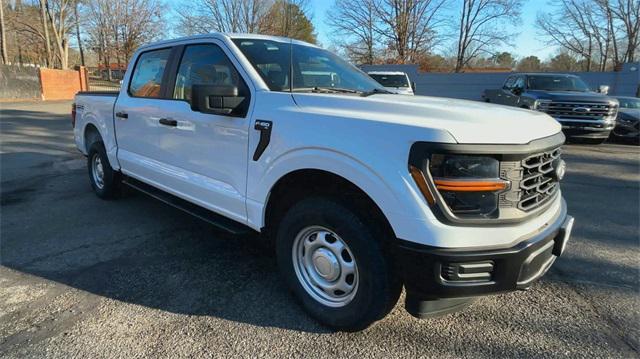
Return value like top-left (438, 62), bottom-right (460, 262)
top-left (533, 99), bottom-right (551, 111)
top-left (415, 155), bottom-right (509, 219)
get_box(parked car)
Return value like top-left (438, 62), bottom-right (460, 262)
top-left (72, 34), bottom-right (574, 331)
top-left (482, 73), bottom-right (619, 144)
top-left (367, 71), bottom-right (415, 95)
top-left (610, 96), bottom-right (639, 143)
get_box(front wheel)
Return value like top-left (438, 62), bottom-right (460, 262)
top-left (276, 197), bottom-right (401, 331)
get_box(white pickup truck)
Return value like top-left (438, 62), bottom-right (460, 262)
top-left (72, 33), bottom-right (574, 331)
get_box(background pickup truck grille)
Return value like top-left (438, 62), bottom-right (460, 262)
top-left (537, 101), bottom-right (616, 120)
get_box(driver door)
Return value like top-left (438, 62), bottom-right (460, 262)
top-left (150, 42), bottom-right (254, 223)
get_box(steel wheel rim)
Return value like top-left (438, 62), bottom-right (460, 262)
top-left (292, 226), bottom-right (359, 307)
top-left (91, 153), bottom-right (105, 189)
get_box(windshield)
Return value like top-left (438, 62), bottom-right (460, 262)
top-left (527, 75), bottom-right (591, 92)
top-left (369, 74), bottom-right (409, 88)
top-left (232, 38), bottom-right (382, 93)
top-left (617, 97), bottom-right (640, 109)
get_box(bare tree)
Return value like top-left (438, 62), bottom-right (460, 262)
top-left (175, 0), bottom-right (271, 35)
top-left (326, 0), bottom-right (379, 64)
top-left (453, 0), bottom-right (522, 72)
top-left (607, 0), bottom-right (640, 63)
top-left (45, 0), bottom-right (75, 69)
top-left (0, 0), bottom-right (8, 64)
top-left (536, 0), bottom-right (597, 71)
top-left (40, 0), bottom-right (52, 66)
top-left (374, 0), bottom-right (449, 63)
top-left (538, 0), bottom-right (639, 71)
top-left (73, 0), bottom-right (84, 66)
top-left (258, 0), bottom-right (316, 43)
top-left (85, 0), bottom-right (164, 75)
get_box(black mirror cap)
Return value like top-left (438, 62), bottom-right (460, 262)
top-left (191, 84), bottom-right (243, 115)
top-left (412, 81), bottom-right (416, 91)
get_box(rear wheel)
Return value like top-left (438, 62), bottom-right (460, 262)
top-left (87, 141), bottom-right (120, 199)
top-left (276, 197), bottom-right (401, 331)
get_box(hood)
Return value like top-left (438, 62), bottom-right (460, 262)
top-left (527, 90), bottom-right (616, 103)
top-left (292, 93), bottom-right (561, 144)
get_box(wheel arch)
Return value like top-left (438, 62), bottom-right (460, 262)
top-left (262, 168), bottom-right (397, 242)
top-left (83, 122), bottom-right (102, 152)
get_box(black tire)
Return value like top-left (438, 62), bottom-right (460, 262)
top-left (275, 197), bottom-right (402, 331)
top-left (87, 141), bottom-right (120, 199)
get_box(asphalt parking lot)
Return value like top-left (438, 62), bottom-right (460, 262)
top-left (1, 101), bottom-right (639, 358)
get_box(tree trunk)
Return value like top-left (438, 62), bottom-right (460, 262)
top-left (40, 0), bottom-right (52, 67)
top-left (0, 0), bottom-right (8, 64)
top-left (74, 1), bottom-right (85, 66)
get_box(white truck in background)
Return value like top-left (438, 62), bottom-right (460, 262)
top-left (72, 33), bottom-right (574, 331)
top-left (367, 71), bottom-right (415, 95)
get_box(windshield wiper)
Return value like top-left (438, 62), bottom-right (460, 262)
top-left (361, 88), bottom-right (393, 97)
top-left (292, 87), bottom-right (361, 94)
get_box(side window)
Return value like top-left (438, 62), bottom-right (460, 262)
top-left (128, 48), bottom-right (171, 98)
top-left (513, 76), bottom-right (525, 89)
top-left (503, 76), bottom-right (516, 90)
top-left (173, 44), bottom-right (247, 104)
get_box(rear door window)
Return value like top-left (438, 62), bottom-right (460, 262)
top-left (128, 48), bottom-right (172, 98)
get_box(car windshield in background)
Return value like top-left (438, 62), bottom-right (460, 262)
top-left (369, 74), bottom-right (409, 88)
top-left (232, 38), bottom-right (382, 94)
top-left (527, 75), bottom-right (591, 92)
top-left (616, 97), bottom-right (640, 109)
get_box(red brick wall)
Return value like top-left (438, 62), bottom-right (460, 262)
top-left (39, 67), bottom-right (88, 101)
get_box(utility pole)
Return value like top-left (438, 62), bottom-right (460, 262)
top-left (0, 0), bottom-right (8, 64)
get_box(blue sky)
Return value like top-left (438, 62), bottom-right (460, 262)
top-left (308, 0), bottom-right (555, 60)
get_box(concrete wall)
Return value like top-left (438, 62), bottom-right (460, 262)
top-left (0, 65), bottom-right (41, 101)
top-left (361, 63), bottom-right (640, 100)
top-left (39, 67), bottom-right (88, 101)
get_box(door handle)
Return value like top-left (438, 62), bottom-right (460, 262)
top-left (115, 111), bottom-right (128, 119)
top-left (158, 118), bottom-right (177, 127)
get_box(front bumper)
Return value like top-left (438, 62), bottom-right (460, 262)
top-left (558, 119), bottom-right (614, 139)
top-left (395, 200), bottom-right (574, 300)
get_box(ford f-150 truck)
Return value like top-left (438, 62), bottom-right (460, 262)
top-left (73, 34), bottom-right (574, 331)
top-left (482, 73), bottom-right (619, 144)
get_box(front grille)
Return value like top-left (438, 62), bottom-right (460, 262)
top-left (518, 148), bottom-right (561, 211)
top-left (498, 146), bottom-right (562, 214)
top-left (537, 101), bottom-right (616, 120)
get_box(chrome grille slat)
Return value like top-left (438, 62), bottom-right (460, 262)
top-left (517, 148), bottom-right (561, 211)
top-left (537, 101), bottom-right (617, 120)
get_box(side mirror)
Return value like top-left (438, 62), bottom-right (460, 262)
top-left (598, 85), bottom-right (609, 94)
top-left (191, 84), bottom-right (244, 115)
top-left (411, 81), bottom-right (416, 92)
top-left (512, 86), bottom-right (523, 95)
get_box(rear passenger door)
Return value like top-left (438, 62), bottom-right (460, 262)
top-left (115, 47), bottom-right (175, 182)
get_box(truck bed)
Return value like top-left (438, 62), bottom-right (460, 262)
top-left (73, 91), bottom-right (119, 159)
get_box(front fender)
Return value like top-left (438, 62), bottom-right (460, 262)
top-left (245, 147), bottom-right (436, 241)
